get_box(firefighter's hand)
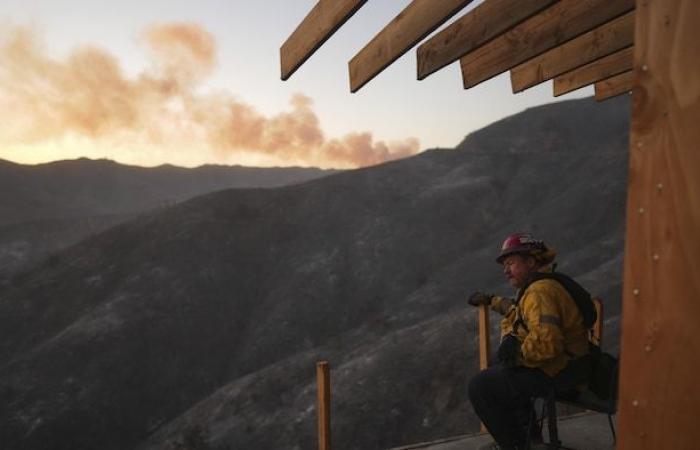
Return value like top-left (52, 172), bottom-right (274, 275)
top-left (498, 334), bottom-right (521, 367)
top-left (468, 291), bottom-right (493, 307)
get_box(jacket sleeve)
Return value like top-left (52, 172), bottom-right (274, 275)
top-left (519, 285), bottom-right (565, 366)
top-left (490, 296), bottom-right (515, 315)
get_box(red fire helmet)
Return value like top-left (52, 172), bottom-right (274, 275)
top-left (496, 233), bottom-right (555, 264)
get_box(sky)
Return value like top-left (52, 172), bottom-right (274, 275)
top-left (0, 0), bottom-right (593, 169)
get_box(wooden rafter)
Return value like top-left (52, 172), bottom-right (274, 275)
top-left (280, 0), bottom-right (367, 80)
top-left (459, 0), bottom-right (635, 89)
top-left (510, 10), bottom-right (635, 93)
top-left (348, 0), bottom-right (474, 93)
top-left (553, 46), bottom-right (634, 96)
top-left (416, 0), bottom-right (559, 80)
top-left (594, 69), bottom-right (634, 101)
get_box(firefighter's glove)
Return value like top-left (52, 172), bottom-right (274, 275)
top-left (468, 291), bottom-right (494, 307)
top-left (497, 334), bottom-right (521, 367)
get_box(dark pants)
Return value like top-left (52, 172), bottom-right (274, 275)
top-left (468, 365), bottom-right (553, 448)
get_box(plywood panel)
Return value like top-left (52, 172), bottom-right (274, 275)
top-left (416, 0), bottom-right (558, 80)
top-left (459, 0), bottom-right (635, 89)
top-left (510, 10), bottom-right (635, 93)
top-left (349, 0), bottom-right (473, 92)
top-left (553, 46), bottom-right (634, 96)
top-left (280, 0), bottom-right (367, 80)
top-left (594, 70), bottom-right (634, 101)
top-left (617, 0), bottom-right (700, 448)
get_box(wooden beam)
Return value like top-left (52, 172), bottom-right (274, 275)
top-left (594, 70), bottom-right (634, 101)
top-left (617, 0), bottom-right (700, 448)
top-left (349, 0), bottom-right (474, 93)
top-left (460, 0), bottom-right (635, 89)
top-left (553, 46), bottom-right (634, 96)
top-left (416, 0), bottom-right (559, 80)
top-left (317, 361), bottom-right (331, 450)
top-left (510, 10), bottom-right (635, 93)
top-left (280, 0), bottom-right (367, 80)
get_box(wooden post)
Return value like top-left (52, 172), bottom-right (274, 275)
top-left (478, 305), bottom-right (491, 371)
top-left (617, 0), bottom-right (700, 448)
top-left (592, 298), bottom-right (604, 347)
top-left (478, 305), bottom-right (491, 433)
top-left (316, 361), bottom-right (331, 450)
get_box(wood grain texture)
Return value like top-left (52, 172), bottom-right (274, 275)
top-left (416, 0), bottom-right (558, 80)
top-left (317, 361), bottom-right (331, 450)
top-left (280, 0), bottom-right (367, 80)
top-left (554, 46), bottom-right (634, 96)
top-left (349, 0), bottom-right (473, 92)
top-left (617, 0), bottom-right (700, 448)
top-left (459, 0), bottom-right (635, 89)
top-left (594, 70), bottom-right (634, 100)
top-left (510, 10), bottom-right (635, 93)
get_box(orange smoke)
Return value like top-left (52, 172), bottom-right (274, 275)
top-left (0, 23), bottom-right (419, 168)
top-left (143, 23), bottom-right (216, 87)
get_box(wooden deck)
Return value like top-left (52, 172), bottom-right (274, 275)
top-left (388, 412), bottom-right (615, 450)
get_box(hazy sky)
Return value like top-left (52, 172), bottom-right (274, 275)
top-left (0, 0), bottom-right (593, 168)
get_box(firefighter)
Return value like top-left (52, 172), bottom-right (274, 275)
top-left (467, 233), bottom-right (592, 450)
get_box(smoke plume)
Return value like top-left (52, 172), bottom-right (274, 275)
top-left (0, 23), bottom-right (419, 168)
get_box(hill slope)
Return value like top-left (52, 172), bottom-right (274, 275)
top-left (0, 160), bottom-right (333, 284)
top-left (0, 159), bottom-right (334, 226)
top-left (0, 96), bottom-right (630, 450)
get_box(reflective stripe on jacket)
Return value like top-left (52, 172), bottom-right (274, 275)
top-left (495, 278), bottom-right (589, 377)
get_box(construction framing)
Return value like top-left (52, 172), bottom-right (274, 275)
top-left (280, 0), bottom-right (367, 81)
top-left (281, 0), bottom-right (700, 448)
top-left (348, 0), bottom-right (473, 92)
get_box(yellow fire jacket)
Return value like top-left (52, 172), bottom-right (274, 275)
top-left (491, 278), bottom-right (589, 377)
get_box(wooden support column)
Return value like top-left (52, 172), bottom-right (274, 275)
top-left (317, 361), bottom-right (331, 450)
top-left (617, 0), bottom-right (700, 448)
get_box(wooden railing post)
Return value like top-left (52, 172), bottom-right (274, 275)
top-left (477, 305), bottom-right (491, 433)
top-left (478, 305), bottom-right (491, 371)
top-left (317, 361), bottom-right (331, 450)
top-left (592, 298), bottom-right (603, 347)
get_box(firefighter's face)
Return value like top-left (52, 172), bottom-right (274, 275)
top-left (502, 254), bottom-right (537, 288)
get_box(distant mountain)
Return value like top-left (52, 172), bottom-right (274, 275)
top-left (0, 96), bottom-right (630, 450)
top-left (0, 160), bottom-right (334, 284)
top-left (0, 158), bottom-right (335, 226)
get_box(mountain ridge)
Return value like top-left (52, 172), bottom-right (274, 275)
top-left (0, 159), bottom-right (336, 285)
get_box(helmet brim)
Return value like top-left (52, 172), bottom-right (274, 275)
top-left (496, 246), bottom-right (533, 264)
